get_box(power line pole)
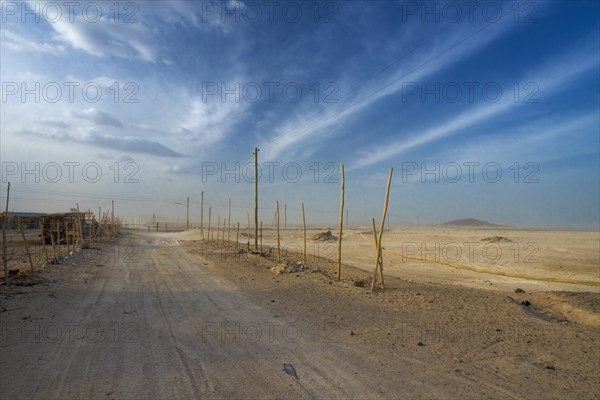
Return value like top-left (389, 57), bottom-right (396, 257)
top-left (253, 147), bottom-right (259, 250)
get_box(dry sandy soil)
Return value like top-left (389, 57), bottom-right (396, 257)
top-left (0, 227), bottom-right (598, 399)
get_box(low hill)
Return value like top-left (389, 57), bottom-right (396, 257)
top-left (441, 218), bottom-right (502, 227)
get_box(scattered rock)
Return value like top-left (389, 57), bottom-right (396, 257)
top-left (417, 341), bottom-right (425, 346)
top-left (350, 330), bottom-right (355, 336)
top-left (272, 261), bottom-right (307, 274)
top-left (312, 231), bottom-right (338, 241)
top-left (515, 288), bottom-right (526, 294)
top-left (353, 280), bottom-right (368, 288)
top-left (521, 300), bottom-right (531, 306)
top-left (481, 236), bottom-right (512, 243)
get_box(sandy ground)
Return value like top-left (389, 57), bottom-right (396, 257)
top-left (0, 228), bottom-right (598, 399)
top-left (254, 226), bottom-right (600, 293)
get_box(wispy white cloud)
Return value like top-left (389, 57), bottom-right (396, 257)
top-left (1, 30), bottom-right (66, 55)
top-left (351, 43), bottom-right (600, 170)
top-left (48, 9), bottom-right (159, 62)
top-left (260, 9), bottom-right (521, 162)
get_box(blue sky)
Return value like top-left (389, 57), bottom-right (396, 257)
top-left (1, 0), bottom-right (599, 228)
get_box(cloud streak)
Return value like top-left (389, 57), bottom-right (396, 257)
top-left (22, 129), bottom-right (185, 158)
top-left (350, 43), bottom-right (600, 170)
top-left (71, 108), bottom-right (124, 128)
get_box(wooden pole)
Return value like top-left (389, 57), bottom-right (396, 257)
top-left (76, 203), bottom-right (83, 240)
top-left (371, 168), bottom-right (393, 290)
top-left (56, 217), bottom-right (61, 258)
top-left (223, 218), bottom-right (226, 245)
top-left (18, 218), bottom-right (34, 273)
top-left (276, 201), bottom-right (281, 261)
top-left (253, 147), bottom-right (259, 250)
top-left (65, 219), bottom-right (70, 258)
top-left (284, 204), bottom-right (287, 230)
top-left (246, 211), bottom-right (250, 244)
top-left (3, 182), bottom-right (10, 286)
top-left (217, 216), bottom-right (221, 243)
top-left (236, 222), bottom-right (240, 251)
top-left (88, 208), bottom-right (92, 242)
top-left (200, 191), bottom-right (204, 238)
top-left (50, 219), bottom-right (57, 262)
top-left (371, 218), bottom-right (378, 251)
top-left (111, 200), bottom-right (115, 238)
top-left (208, 207), bottom-right (212, 241)
top-left (346, 208), bottom-right (349, 229)
top-left (186, 196), bottom-right (190, 230)
top-left (337, 163), bottom-right (345, 280)
top-left (260, 221), bottom-right (263, 254)
top-left (40, 219), bottom-right (49, 265)
top-left (228, 198), bottom-right (231, 242)
top-left (370, 218), bottom-right (383, 287)
top-left (301, 202), bottom-right (307, 267)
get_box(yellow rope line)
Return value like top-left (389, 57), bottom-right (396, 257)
top-left (357, 233), bottom-right (599, 287)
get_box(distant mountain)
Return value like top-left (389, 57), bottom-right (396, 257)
top-left (440, 218), bottom-right (502, 227)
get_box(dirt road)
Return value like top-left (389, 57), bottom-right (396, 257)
top-left (1, 230), bottom-right (598, 399)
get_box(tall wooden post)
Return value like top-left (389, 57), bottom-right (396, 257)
top-left (284, 204), bottom-right (287, 230)
top-left (371, 168), bottom-right (393, 290)
top-left (56, 217), bottom-right (61, 258)
top-left (208, 207), bottom-right (212, 241)
top-left (260, 221), bottom-right (263, 254)
top-left (301, 202), bottom-right (307, 267)
top-left (40, 219), bottom-right (49, 264)
top-left (346, 209), bottom-right (349, 229)
top-left (228, 198), bottom-right (231, 242)
top-left (2, 182), bottom-right (10, 286)
top-left (50, 219), bottom-right (57, 262)
top-left (246, 211), bottom-right (250, 244)
top-left (76, 203), bottom-right (83, 241)
top-left (371, 218), bottom-right (381, 282)
top-left (253, 147), bottom-right (259, 250)
top-left (111, 200), bottom-right (115, 238)
top-left (236, 222), bottom-right (240, 251)
top-left (276, 201), bottom-right (281, 261)
top-left (18, 218), bottom-right (34, 273)
top-left (338, 163), bottom-right (345, 280)
top-left (186, 196), bottom-right (190, 230)
top-left (200, 191), bottom-right (204, 238)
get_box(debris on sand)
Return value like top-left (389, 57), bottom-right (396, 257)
top-left (283, 363), bottom-right (299, 379)
top-left (515, 288), bottom-right (526, 294)
top-left (272, 261), bottom-right (308, 274)
top-left (481, 236), bottom-right (512, 243)
top-left (312, 230), bottom-right (337, 241)
top-left (353, 279), bottom-right (368, 288)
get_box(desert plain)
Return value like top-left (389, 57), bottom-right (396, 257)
top-left (0, 224), bottom-right (598, 399)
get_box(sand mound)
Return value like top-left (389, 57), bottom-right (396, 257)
top-left (312, 230), bottom-right (337, 241)
top-left (481, 236), bottom-right (512, 243)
